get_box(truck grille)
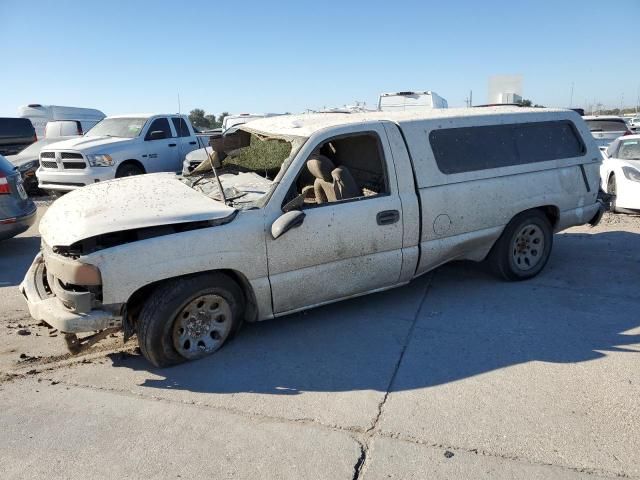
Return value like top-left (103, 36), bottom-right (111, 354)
top-left (39, 151), bottom-right (87, 170)
top-left (62, 162), bottom-right (86, 169)
top-left (60, 152), bottom-right (83, 160)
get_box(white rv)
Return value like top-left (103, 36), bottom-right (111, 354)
top-left (18, 104), bottom-right (106, 138)
top-left (378, 91), bottom-right (448, 111)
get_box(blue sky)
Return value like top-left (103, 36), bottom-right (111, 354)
top-left (1, 0), bottom-right (639, 117)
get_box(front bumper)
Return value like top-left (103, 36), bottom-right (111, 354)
top-left (36, 167), bottom-right (115, 191)
top-left (19, 253), bottom-right (122, 333)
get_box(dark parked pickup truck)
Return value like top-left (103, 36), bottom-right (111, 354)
top-left (0, 118), bottom-right (37, 156)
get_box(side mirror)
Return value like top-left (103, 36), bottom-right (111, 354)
top-left (271, 210), bottom-right (305, 239)
top-left (147, 130), bottom-right (166, 141)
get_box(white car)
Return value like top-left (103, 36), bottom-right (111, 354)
top-left (583, 115), bottom-right (632, 148)
top-left (36, 114), bottom-right (201, 192)
top-left (629, 116), bottom-right (640, 132)
top-left (601, 134), bottom-right (640, 213)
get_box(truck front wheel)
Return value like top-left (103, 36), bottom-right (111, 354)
top-left (116, 163), bottom-right (144, 177)
top-left (488, 210), bottom-right (553, 281)
top-left (136, 273), bottom-right (244, 367)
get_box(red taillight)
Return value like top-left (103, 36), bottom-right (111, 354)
top-left (0, 174), bottom-right (10, 195)
top-left (623, 130), bottom-right (633, 136)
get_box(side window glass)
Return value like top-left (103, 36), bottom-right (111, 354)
top-left (284, 133), bottom-right (389, 210)
top-left (145, 118), bottom-right (172, 140)
top-left (429, 121), bottom-right (585, 174)
top-left (171, 117), bottom-right (191, 137)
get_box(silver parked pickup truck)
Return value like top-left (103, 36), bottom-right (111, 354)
top-left (21, 107), bottom-right (604, 367)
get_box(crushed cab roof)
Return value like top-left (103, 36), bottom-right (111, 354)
top-left (243, 107), bottom-right (574, 138)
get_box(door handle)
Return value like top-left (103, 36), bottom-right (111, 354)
top-left (168, 143), bottom-right (177, 147)
top-left (376, 210), bottom-right (400, 225)
top-left (189, 141), bottom-right (197, 145)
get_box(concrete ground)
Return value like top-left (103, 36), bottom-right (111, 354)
top-left (0, 204), bottom-right (639, 479)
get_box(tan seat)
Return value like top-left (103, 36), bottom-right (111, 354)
top-left (306, 155), bottom-right (361, 204)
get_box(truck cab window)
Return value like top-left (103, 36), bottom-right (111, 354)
top-left (171, 117), bottom-right (191, 137)
top-left (145, 118), bottom-right (172, 140)
top-left (286, 132), bottom-right (389, 208)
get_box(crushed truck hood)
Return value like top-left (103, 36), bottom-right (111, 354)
top-left (40, 173), bottom-right (237, 247)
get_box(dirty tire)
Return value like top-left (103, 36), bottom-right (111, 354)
top-left (136, 273), bottom-right (244, 368)
top-left (116, 163), bottom-right (144, 178)
top-left (488, 210), bottom-right (553, 281)
top-left (607, 174), bottom-right (618, 213)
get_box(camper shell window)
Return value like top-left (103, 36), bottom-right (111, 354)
top-left (429, 120), bottom-right (586, 175)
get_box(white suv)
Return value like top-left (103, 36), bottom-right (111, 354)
top-left (37, 114), bottom-right (201, 192)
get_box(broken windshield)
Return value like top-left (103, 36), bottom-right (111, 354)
top-left (181, 131), bottom-right (297, 209)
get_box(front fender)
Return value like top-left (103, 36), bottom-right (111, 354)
top-left (82, 209), bottom-right (272, 317)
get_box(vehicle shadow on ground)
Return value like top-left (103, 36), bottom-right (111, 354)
top-left (109, 230), bottom-right (640, 395)
top-left (0, 235), bottom-right (40, 286)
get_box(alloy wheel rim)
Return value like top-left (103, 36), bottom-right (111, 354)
top-left (512, 224), bottom-right (545, 271)
top-left (172, 293), bottom-right (232, 359)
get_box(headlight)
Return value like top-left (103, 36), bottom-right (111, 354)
top-left (86, 154), bottom-right (113, 167)
top-left (622, 166), bottom-right (640, 182)
top-left (18, 160), bottom-right (38, 172)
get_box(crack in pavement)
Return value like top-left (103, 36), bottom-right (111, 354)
top-left (352, 272), bottom-right (435, 480)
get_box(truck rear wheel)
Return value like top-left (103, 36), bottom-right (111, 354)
top-left (136, 273), bottom-right (244, 367)
top-left (488, 210), bottom-right (553, 281)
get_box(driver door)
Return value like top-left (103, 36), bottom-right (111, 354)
top-left (143, 117), bottom-right (180, 172)
top-left (265, 125), bottom-right (404, 314)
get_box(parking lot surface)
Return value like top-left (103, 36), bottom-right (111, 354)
top-left (0, 204), bottom-right (639, 479)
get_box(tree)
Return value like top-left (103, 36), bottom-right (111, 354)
top-left (217, 112), bottom-right (230, 124)
top-left (205, 114), bottom-right (220, 128)
top-left (189, 109), bottom-right (210, 130)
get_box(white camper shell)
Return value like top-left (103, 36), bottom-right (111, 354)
top-left (378, 91), bottom-right (448, 111)
top-left (20, 107), bottom-right (604, 366)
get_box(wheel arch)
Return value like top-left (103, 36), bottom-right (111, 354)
top-left (117, 159), bottom-right (146, 175)
top-left (484, 205), bottom-right (559, 262)
top-left (535, 205), bottom-right (560, 229)
top-left (123, 268), bottom-right (258, 338)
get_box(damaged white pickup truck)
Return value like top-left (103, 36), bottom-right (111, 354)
top-left (20, 107), bottom-right (604, 367)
